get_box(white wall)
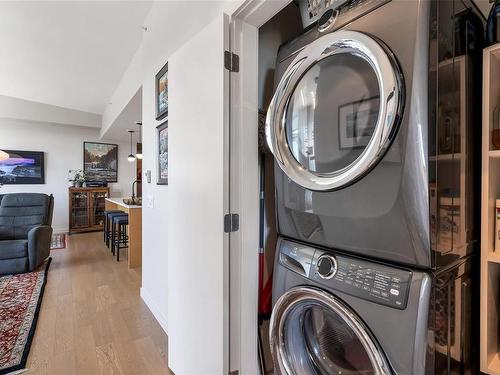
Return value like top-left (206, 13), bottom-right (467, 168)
top-left (0, 119), bottom-right (136, 232)
top-left (137, 0), bottom-right (231, 337)
top-left (102, 1), bottom-right (253, 373)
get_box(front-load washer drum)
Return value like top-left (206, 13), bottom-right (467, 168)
top-left (270, 287), bottom-right (391, 375)
top-left (266, 30), bottom-right (404, 191)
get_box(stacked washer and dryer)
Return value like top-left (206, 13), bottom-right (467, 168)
top-left (265, 0), bottom-right (484, 374)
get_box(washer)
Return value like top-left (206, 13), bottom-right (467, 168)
top-left (270, 238), bottom-right (473, 374)
top-left (265, 0), bottom-right (484, 268)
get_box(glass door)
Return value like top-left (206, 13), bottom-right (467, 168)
top-left (266, 30), bottom-right (404, 191)
top-left (91, 190), bottom-right (107, 227)
top-left (71, 191), bottom-right (89, 228)
top-left (270, 287), bottom-right (390, 375)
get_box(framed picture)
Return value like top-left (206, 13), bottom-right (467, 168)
top-left (83, 142), bottom-right (118, 182)
top-left (338, 96), bottom-right (380, 149)
top-left (0, 150), bottom-right (45, 184)
top-left (156, 121), bottom-right (168, 185)
top-left (156, 62), bottom-right (168, 120)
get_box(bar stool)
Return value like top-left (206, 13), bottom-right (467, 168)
top-left (103, 210), bottom-right (123, 243)
top-left (111, 215), bottom-right (129, 261)
top-left (105, 211), bottom-right (128, 248)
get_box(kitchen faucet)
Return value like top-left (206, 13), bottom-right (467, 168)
top-left (132, 179), bottom-right (138, 201)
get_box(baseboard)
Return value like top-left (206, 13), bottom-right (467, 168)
top-left (140, 287), bottom-right (168, 334)
top-left (52, 227), bottom-right (69, 234)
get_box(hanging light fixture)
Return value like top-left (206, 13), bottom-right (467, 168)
top-left (127, 130), bottom-right (136, 162)
top-left (0, 150), bottom-right (8, 162)
top-left (135, 121), bottom-right (143, 160)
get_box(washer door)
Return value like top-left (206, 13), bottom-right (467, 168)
top-left (270, 287), bottom-right (391, 375)
top-left (266, 30), bottom-right (403, 191)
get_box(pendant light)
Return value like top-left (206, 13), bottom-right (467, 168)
top-left (127, 130), bottom-right (136, 162)
top-left (135, 121), bottom-right (143, 160)
top-left (0, 150), bottom-right (8, 161)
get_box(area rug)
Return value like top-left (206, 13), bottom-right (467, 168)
top-left (0, 258), bottom-right (51, 374)
top-left (50, 233), bottom-right (65, 250)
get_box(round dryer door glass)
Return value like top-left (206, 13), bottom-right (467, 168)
top-left (266, 30), bottom-right (404, 191)
top-left (285, 53), bottom-right (380, 174)
top-left (270, 287), bottom-right (390, 375)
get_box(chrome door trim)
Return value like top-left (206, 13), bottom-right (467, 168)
top-left (266, 30), bottom-right (404, 191)
top-left (269, 286), bottom-right (391, 375)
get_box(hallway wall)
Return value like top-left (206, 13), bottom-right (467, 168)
top-left (0, 119), bottom-right (135, 232)
top-left (138, 0), bottom-right (230, 337)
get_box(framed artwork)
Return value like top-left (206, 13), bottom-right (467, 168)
top-left (338, 96), bottom-right (380, 149)
top-left (156, 121), bottom-right (168, 185)
top-left (83, 142), bottom-right (118, 182)
top-left (156, 62), bottom-right (168, 120)
top-left (0, 150), bottom-right (45, 184)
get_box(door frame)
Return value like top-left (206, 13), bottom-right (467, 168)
top-left (227, 1), bottom-right (291, 373)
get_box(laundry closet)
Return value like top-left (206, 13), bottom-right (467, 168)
top-left (254, 0), bottom-right (485, 373)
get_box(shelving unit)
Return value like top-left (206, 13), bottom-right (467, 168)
top-left (431, 55), bottom-right (467, 360)
top-left (481, 43), bottom-right (500, 375)
top-left (68, 187), bottom-right (110, 234)
top-left (430, 55), bottom-right (467, 256)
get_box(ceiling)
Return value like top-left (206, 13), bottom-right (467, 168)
top-left (103, 87), bottom-right (142, 142)
top-left (0, 0), bottom-right (492, 135)
top-left (0, 1), bottom-right (152, 115)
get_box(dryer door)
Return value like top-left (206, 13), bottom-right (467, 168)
top-left (266, 30), bottom-right (403, 191)
top-left (270, 287), bottom-right (391, 375)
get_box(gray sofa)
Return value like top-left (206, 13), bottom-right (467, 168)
top-left (0, 193), bottom-right (54, 275)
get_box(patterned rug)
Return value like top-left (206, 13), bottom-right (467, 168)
top-left (0, 259), bottom-right (51, 374)
top-left (50, 233), bottom-right (65, 250)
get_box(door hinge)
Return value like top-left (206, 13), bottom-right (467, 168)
top-left (224, 51), bottom-right (239, 72)
top-left (224, 213), bottom-right (240, 233)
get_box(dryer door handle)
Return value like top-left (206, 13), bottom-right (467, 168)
top-left (280, 253), bottom-right (308, 277)
top-left (279, 242), bottom-right (316, 278)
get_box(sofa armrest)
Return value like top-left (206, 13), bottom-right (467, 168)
top-left (27, 225), bottom-right (52, 271)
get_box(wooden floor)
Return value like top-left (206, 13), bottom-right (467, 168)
top-left (25, 232), bottom-right (173, 375)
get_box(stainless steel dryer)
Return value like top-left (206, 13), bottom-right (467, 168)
top-left (265, 0), bottom-right (484, 268)
top-left (270, 238), bottom-right (473, 374)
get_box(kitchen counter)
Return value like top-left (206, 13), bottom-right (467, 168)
top-left (105, 197), bottom-right (142, 209)
top-left (105, 197), bottom-right (142, 269)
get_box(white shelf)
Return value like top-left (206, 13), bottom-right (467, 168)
top-left (429, 153), bottom-right (462, 161)
top-left (481, 42), bottom-right (500, 374)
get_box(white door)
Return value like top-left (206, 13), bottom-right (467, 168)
top-left (167, 14), bottom-right (230, 375)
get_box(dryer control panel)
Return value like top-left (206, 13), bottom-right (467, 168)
top-left (310, 250), bottom-right (412, 309)
top-left (279, 239), bottom-right (412, 310)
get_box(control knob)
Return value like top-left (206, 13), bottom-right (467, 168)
top-left (316, 254), bottom-right (338, 279)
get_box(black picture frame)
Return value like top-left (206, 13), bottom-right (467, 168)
top-left (155, 62), bottom-right (168, 121)
top-left (0, 150), bottom-right (45, 184)
top-left (156, 121), bottom-right (168, 185)
top-left (338, 96), bottom-right (380, 150)
top-left (83, 141), bottom-right (118, 183)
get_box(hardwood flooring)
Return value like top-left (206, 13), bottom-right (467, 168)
top-left (25, 232), bottom-right (172, 375)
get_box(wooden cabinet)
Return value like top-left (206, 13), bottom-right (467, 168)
top-left (68, 187), bottom-right (110, 234)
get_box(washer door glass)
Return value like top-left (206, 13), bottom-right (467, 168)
top-left (286, 54), bottom-right (379, 174)
top-left (266, 30), bottom-right (403, 191)
top-left (270, 287), bottom-right (390, 375)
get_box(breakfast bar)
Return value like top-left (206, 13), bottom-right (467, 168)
top-left (105, 197), bottom-right (142, 269)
